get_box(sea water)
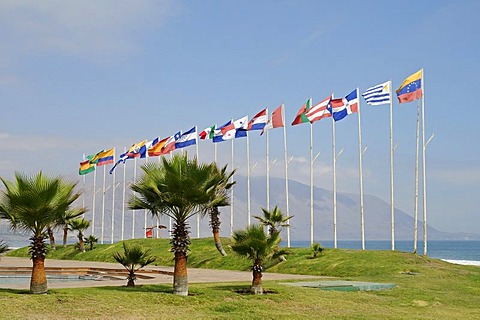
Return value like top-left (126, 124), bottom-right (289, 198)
top-left (286, 240), bottom-right (480, 266)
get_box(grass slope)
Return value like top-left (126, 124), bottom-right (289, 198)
top-left (4, 237), bottom-right (480, 319)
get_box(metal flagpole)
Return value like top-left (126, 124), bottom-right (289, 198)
top-left (332, 115), bottom-right (337, 248)
top-left (91, 168), bottom-right (97, 236)
top-left (310, 122), bottom-right (314, 246)
top-left (389, 80), bottom-right (396, 252)
top-left (144, 156), bottom-right (148, 238)
top-left (230, 138), bottom-right (234, 236)
top-left (357, 88), bottom-right (366, 251)
top-left (247, 133), bottom-right (251, 225)
top-left (413, 100), bottom-right (420, 254)
top-left (196, 128), bottom-right (200, 238)
top-left (214, 142), bottom-right (218, 163)
top-left (157, 154), bottom-right (162, 238)
top-left (266, 128), bottom-right (270, 210)
top-left (282, 104), bottom-right (291, 248)
top-left (111, 163), bottom-right (116, 244)
top-left (121, 147), bottom-right (126, 241)
top-left (132, 157), bottom-right (137, 239)
top-left (101, 165), bottom-right (106, 244)
top-left (421, 69), bottom-right (428, 256)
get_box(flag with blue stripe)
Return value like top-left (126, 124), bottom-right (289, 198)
top-left (362, 81), bottom-right (391, 106)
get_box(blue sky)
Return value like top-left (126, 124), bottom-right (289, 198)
top-left (0, 0), bottom-right (479, 234)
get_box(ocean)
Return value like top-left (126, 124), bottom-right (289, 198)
top-left (287, 240), bottom-right (480, 266)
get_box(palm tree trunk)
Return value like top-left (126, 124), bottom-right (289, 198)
top-left (210, 207), bottom-right (227, 256)
top-left (30, 236), bottom-right (47, 294)
top-left (47, 226), bottom-right (56, 250)
top-left (173, 251), bottom-right (188, 296)
top-left (63, 227), bottom-right (68, 247)
top-left (78, 233), bottom-right (85, 253)
top-left (127, 271), bottom-right (135, 287)
top-left (251, 259), bottom-right (263, 295)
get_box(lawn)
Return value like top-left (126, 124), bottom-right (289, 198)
top-left (2, 238), bottom-right (480, 319)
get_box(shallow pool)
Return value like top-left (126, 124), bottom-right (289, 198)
top-left (0, 274), bottom-right (96, 285)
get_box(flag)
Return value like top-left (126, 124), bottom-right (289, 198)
top-left (148, 137), bottom-right (169, 157)
top-left (90, 148), bottom-right (115, 166)
top-left (261, 104), bottom-right (284, 135)
top-left (396, 69), bottom-right (422, 103)
top-left (248, 108), bottom-right (267, 131)
top-left (306, 95), bottom-right (332, 123)
top-left (79, 159), bottom-right (95, 175)
top-left (327, 89), bottom-right (359, 121)
top-left (199, 125), bottom-right (216, 140)
top-left (291, 98), bottom-right (312, 125)
top-left (161, 131), bottom-right (181, 154)
top-left (221, 116), bottom-right (248, 140)
top-left (362, 81), bottom-right (391, 106)
top-left (213, 121), bottom-right (232, 143)
top-left (175, 127), bottom-right (197, 149)
top-left (139, 137), bottom-right (159, 158)
top-left (108, 140), bottom-right (146, 174)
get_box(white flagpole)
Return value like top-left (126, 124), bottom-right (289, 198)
top-left (389, 81), bottom-right (396, 252)
top-left (310, 121), bottom-right (314, 246)
top-left (157, 154), bottom-right (162, 238)
top-left (196, 127), bottom-right (200, 238)
top-left (111, 162), bottom-right (116, 244)
top-left (101, 165), bottom-right (106, 244)
top-left (266, 129), bottom-right (270, 210)
top-left (214, 141), bottom-right (218, 163)
top-left (282, 104), bottom-right (291, 248)
top-left (421, 69), bottom-right (428, 256)
top-left (144, 156), bottom-right (148, 238)
top-left (121, 147), bottom-right (126, 241)
top-left (230, 138), bottom-right (234, 236)
top-left (332, 116), bottom-right (337, 249)
top-left (132, 157), bottom-right (137, 239)
top-left (413, 101), bottom-right (420, 254)
top-left (247, 133), bottom-right (251, 225)
top-left (91, 167), bottom-right (97, 236)
top-left (356, 88), bottom-right (365, 251)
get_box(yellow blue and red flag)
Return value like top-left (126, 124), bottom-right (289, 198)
top-left (396, 69), bottom-right (423, 104)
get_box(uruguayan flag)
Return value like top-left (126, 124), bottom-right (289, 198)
top-left (362, 81), bottom-right (391, 106)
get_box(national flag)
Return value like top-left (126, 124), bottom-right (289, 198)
top-left (396, 69), bottom-right (423, 103)
top-left (221, 116), bottom-right (248, 140)
top-left (248, 108), bottom-right (267, 131)
top-left (306, 95), bottom-right (332, 124)
top-left (261, 104), bottom-right (284, 135)
top-left (291, 98), bottom-right (312, 126)
top-left (139, 137), bottom-right (159, 158)
top-left (148, 137), bottom-right (169, 157)
top-left (199, 125), bottom-right (216, 140)
top-left (213, 121), bottom-right (232, 143)
top-left (175, 127), bottom-right (197, 149)
top-left (90, 148), bottom-right (115, 166)
top-left (327, 89), bottom-right (359, 121)
top-left (79, 159), bottom-right (95, 175)
top-left (161, 131), bottom-right (181, 154)
top-left (362, 81), bottom-right (391, 106)
top-left (124, 140), bottom-right (147, 159)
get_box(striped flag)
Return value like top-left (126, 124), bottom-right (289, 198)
top-left (362, 81), bottom-right (391, 106)
top-left (306, 95), bottom-right (332, 123)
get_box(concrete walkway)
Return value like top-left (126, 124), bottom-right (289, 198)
top-left (0, 257), bottom-right (325, 290)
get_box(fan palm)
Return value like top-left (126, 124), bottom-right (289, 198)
top-left (70, 218), bottom-right (90, 253)
top-left (0, 239), bottom-right (8, 255)
top-left (254, 205), bottom-right (293, 236)
top-left (129, 154), bottom-right (228, 296)
top-left (85, 234), bottom-right (98, 251)
top-left (58, 208), bottom-right (86, 247)
top-left (231, 224), bottom-right (286, 294)
top-left (0, 172), bottom-right (81, 294)
top-left (113, 242), bottom-right (156, 287)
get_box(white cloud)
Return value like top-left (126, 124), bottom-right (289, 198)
top-left (0, 0), bottom-right (177, 62)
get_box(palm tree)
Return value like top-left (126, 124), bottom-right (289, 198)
top-left (85, 234), bottom-right (98, 251)
top-left (0, 172), bottom-right (81, 294)
top-left (254, 205), bottom-right (293, 236)
top-left (231, 224), bottom-right (287, 294)
top-left (113, 242), bottom-right (156, 287)
top-left (58, 208), bottom-right (85, 247)
top-left (311, 242), bottom-right (324, 258)
top-left (202, 164), bottom-right (235, 256)
top-left (129, 154), bottom-right (229, 296)
top-left (70, 218), bottom-right (90, 253)
top-left (0, 239), bottom-right (8, 255)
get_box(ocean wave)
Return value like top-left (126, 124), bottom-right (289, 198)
top-left (442, 259), bottom-right (480, 266)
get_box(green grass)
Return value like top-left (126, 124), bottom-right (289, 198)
top-left (3, 238), bottom-right (480, 319)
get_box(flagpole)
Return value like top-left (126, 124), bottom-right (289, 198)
top-left (121, 147), bottom-right (126, 241)
top-left (247, 133), bottom-right (251, 225)
top-left (144, 157), bottom-right (148, 238)
top-left (230, 138), bottom-right (234, 236)
top-left (111, 163), bottom-right (116, 244)
top-left (196, 127), bottom-right (200, 238)
top-left (332, 115), bottom-right (338, 248)
top-left (413, 100), bottom-right (420, 254)
top-left (310, 122), bottom-right (314, 246)
top-left (91, 168), bottom-right (97, 237)
top-left (132, 157), bottom-right (137, 239)
top-left (282, 104), bottom-right (291, 248)
top-left (357, 88), bottom-right (365, 251)
top-left (389, 80), bottom-right (396, 252)
top-left (157, 154), bottom-right (161, 238)
top-left (214, 141), bottom-right (218, 163)
top-left (266, 128), bottom-right (270, 210)
top-left (421, 69), bottom-right (428, 256)
top-left (101, 165), bottom-right (106, 244)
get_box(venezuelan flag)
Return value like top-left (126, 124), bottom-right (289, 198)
top-left (396, 69), bottom-right (423, 104)
top-left (90, 148), bottom-right (115, 166)
top-left (79, 159), bottom-right (95, 175)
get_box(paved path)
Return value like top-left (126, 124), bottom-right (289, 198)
top-left (0, 257), bottom-right (326, 290)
